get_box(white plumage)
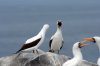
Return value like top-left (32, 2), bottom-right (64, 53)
top-left (16, 24), bottom-right (49, 53)
top-left (49, 20), bottom-right (64, 53)
top-left (84, 36), bottom-right (100, 66)
top-left (63, 42), bottom-right (89, 66)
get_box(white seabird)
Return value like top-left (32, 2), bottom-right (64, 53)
top-left (63, 42), bottom-right (89, 66)
top-left (16, 24), bottom-right (49, 53)
top-left (84, 36), bottom-right (100, 66)
top-left (49, 20), bottom-right (64, 53)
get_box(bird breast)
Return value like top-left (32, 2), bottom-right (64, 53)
top-left (51, 33), bottom-right (63, 50)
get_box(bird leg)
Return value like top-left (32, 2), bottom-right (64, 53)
top-left (36, 49), bottom-right (38, 53)
top-left (49, 49), bottom-right (55, 53)
top-left (15, 51), bottom-right (22, 59)
top-left (33, 50), bottom-right (35, 53)
top-left (33, 49), bottom-right (39, 54)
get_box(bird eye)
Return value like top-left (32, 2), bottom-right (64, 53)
top-left (92, 38), bottom-right (96, 43)
top-left (78, 43), bottom-right (82, 48)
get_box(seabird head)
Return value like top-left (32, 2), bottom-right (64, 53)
top-left (43, 24), bottom-right (49, 31)
top-left (84, 36), bottom-right (100, 46)
top-left (72, 42), bottom-right (89, 59)
top-left (73, 42), bottom-right (89, 49)
top-left (84, 36), bottom-right (100, 43)
top-left (37, 24), bottom-right (49, 36)
top-left (57, 20), bottom-right (62, 28)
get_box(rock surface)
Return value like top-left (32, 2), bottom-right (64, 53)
top-left (0, 49), bottom-right (98, 66)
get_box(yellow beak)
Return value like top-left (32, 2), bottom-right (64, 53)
top-left (79, 42), bottom-right (90, 48)
top-left (84, 38), bottom-right (95, 43)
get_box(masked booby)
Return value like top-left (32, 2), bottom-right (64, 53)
top-left (63, 42), bottom-right (89, 66)
top-left (16, 24), bottom-right (49, 53)
top-left (49, 20), bottom-right (64, 53)
top-left (84, 36), bottom-right (100, 66)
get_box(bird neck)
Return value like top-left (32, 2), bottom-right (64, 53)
top-left (97, 57), bottom-right (100, 65)
top-left (38, 27), bottom-right (46, 36)
top-left (57, 27), bottom-right (61, 32)
top-left (98, 48), bottom-right (100, 58)
top-left (96, 42), bottom-right (100, 55)
top-left (73, 48), bottom-right (83, 60)
top-left (96, 42), bottom-right (100, 65)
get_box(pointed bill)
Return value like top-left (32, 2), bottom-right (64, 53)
top-left (84, 38), bottom-right (96, 43)
top-left (79, 42), bottom-right (90, 48)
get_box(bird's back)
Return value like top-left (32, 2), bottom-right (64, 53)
top-left (63, 58), bottom-right (80, 66)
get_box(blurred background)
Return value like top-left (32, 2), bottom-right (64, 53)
top-left (0, 0), bottom-right (100, 63)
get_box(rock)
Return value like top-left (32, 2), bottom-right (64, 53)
top-left (0, 49), bottom-right (45, 66)
top-left (0, 49), bottom-right (98, 66)
top-left (26, 52), bottom-right (70, 66)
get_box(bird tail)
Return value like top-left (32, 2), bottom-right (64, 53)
top-left (13, 51), bottom-right (19, 54)
top-left (14, 49), bottom-right (21, 54)
top-left (15, 51), bottom-right (19, 54)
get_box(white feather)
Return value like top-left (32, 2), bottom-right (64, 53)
top-left (50, 21), bottom-right (63, 53)
top-left (63, 42), bottom-right (83, 66)
top-left (93, 36), bottom-right (100, 65)
top-left (19, 24), bottom-right (49, 52)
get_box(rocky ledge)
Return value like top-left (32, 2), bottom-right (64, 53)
top-left (0, 49), bottom-right (98, 66)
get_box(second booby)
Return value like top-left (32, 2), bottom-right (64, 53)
top-left (16, 24), bottom-right (49, 53)
top-left (63, 42), bottom-right (89, 66)
top-left (84, 36), bottom-right (100, 66)
top-left (49, 20), bottom-right (64, 53)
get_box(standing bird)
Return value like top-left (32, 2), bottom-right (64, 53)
top-left (49, 20), bottom-right (64, 53)
top-left (63, 42), bottom-right (89, 66)
top-left (84, 36), bottom-right (100, 66)
top-left (16, 24), bottom-right (49, 53)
